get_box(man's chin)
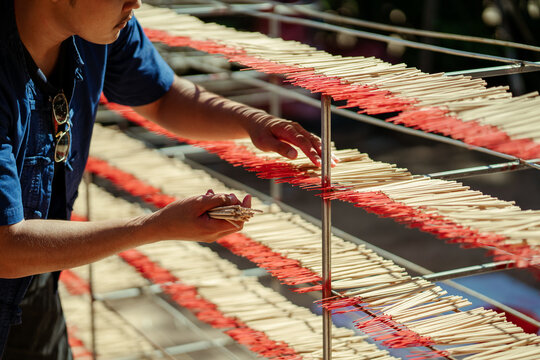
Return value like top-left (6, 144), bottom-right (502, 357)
top-left (80, 31), bottom-right (122, 45)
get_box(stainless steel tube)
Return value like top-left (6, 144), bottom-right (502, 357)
top-left (321, 95), bottom-right (332, 360)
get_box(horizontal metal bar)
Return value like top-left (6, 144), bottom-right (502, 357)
top-left (441, 278), bottom-right (540, 328)
top-left (446, 61), bottom-right (540, 78)
top-left (156, 31), bottom-right (540, 171)
top-left (151, 296), bottom-right (250, 360)
top-left (99, 298), bottom-right (177, 360)
top-left (235, 75), bottom-right (540, 169)
top-left (167, 155), bottom-right (540, 328)
top-left (275, 2), bottom-right (540, 53)
top-left (427, 158), bottom-right (540, 180)
top-left (160, 6), bottom-right (540, 79)
top-left (328, 288), bottom-right (459, 360)
top-left (91, 265), bottom-right (252, 359)
top-left (423, 260), bottom-right (515, 282)
top-left (155, 22), bottom-right (540, 171)
top-left (169, 2), bottom-right (273, 16)
top-left (181, 69), bottom-right (263, 83)
top-left (170, 0), bottom-right (540, 54)
top-left (162, 338), bottom-right (232, 356)
top-left (220, 8), bottom-right (540, 67)
top-left (97, 288), bottom-right (249, 359)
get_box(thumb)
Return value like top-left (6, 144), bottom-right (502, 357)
top-left (242, 194), bottom-right (252, 208)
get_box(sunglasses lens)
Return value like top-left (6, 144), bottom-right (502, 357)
top-left (52, 93), bottom-right (68, 124)
top-left (54, 130), bottom-right (70, 163)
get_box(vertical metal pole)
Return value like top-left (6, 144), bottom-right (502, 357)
top-left (269, 14), bottom-right (283, 202)
top-left (84, 172), bottom-right (97, 359)
top-left (321, 95), bottom-right (332, 360)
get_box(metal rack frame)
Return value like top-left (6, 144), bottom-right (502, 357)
top-left (84, 2), bottom-right (539, 359)
top-left (163, 3), bottom-right (539, 358)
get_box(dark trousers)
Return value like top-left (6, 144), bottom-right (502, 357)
top-left (2, 272), bottom-right (72, 360)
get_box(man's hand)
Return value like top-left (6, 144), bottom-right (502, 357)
top-left (246, 115), bottom-right (323, 166)
top-left (134, 76), bottom-right (324, 166)
top-left (144, 190), bottom-right (251, 243)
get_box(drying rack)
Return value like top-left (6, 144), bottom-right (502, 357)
top-left (71, 1), bottom-right (540, 359)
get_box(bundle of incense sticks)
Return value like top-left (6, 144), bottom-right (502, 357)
top-left (68, 184), bottom-right (400, 360)
top-left (132, 3), bottom-right (540, 160)
top-left (81, 125), bottom-right (540, 359)
top-left (208, 205), bottom-right (263, 227)
top-left (89, 123), bottom-right (539, 268)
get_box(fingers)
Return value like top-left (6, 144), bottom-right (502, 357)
top-left (204, 192), bottom-right (253, 235)
top-left (255, 132), bottom-right (299, 160)
top-left (272, 122), bottom-right (322, 166)
top-left (197, 192), bottom-right (241, 215)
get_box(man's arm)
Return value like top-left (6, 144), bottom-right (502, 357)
top-left (0, 192), bottom-right (249, 279)
top-left (133, 76), bottom-right (323, 166)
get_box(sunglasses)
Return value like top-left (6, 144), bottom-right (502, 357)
top-left (51, 92), bottom-right (71, 163)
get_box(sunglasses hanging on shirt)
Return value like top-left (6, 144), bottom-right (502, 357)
top-left (51, 92), bottom-right (70, 163)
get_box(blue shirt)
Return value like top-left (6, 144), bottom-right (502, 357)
top-left (0, 0), bottom-right (175, 352)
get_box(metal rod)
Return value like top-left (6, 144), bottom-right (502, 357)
top-left (96, 298), bottom-right (178, 360)
top-left (157, 52), bottom-right (540, 171)
top-left (446, 61), bottom-right (540, 78)
top-left (168, 2), bottom-right (273, 16)
top-left (223, 0), bottom-right (540, 54)
top-left (269, 15), bottom-right (283, 202)
top-left (423, 260), bottom-right (515, 282)
top-left (345, 261), bottom-right (517, 297)
top-left (84, 172), bottom-right (97, 360)
top-left (321, 95), bottom-right (332, 360)
top-left (427, 158), bottom-right (540, 180)
top-left (329, 288), bottom-right (458, 360)
top-left (154, 153), bottom-right (540, 329)
top-left (227, 9), bottom-right (540, 68)
top-left (173, 0), bottom-right (540, 55)
top-left (236, 76), bottom-right (540, 169)
top-left (93, 290), bottom-right (246, 359)
top-left (281, 3), bottom-right (540, 53)
top-left (440, 279), bottom-right (540, 328)
top-left (160, 41), bottom-right (540, 172)
top-left (151, 296), bottom-right (249, 360)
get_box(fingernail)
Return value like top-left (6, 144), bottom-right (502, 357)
top-left (242, 194), bottom-right (252, 208)
top-left (287, 149), bottom-right (297, 159)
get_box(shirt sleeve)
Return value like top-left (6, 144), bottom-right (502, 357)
top-left (0, 105), bottom-right (23, 226)
top-left (103, 16), bottom-right (175, 107)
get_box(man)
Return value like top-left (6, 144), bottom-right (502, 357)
top-left (0, 0), bottom-right (322, 358)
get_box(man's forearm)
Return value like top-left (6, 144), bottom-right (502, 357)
top-left (134, 76), bottom-right (265, 141)
top-left (0, 215), bottom-right (153, 278)
top-left (133, 75), bottom-right (323, 165)
top-left (0, 192), bottom-right (248, 279)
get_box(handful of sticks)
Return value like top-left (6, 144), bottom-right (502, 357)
top-left (208, 205), bottom-right (263, 228)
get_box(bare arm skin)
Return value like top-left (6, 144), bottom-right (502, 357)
top-left (133, 76), bottom-right (323, 166)
top-left (0, 192), bottom-right (250, 278)
top-left (2, 71), bottom-right (317, 279)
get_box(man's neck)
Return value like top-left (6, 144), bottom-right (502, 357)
top-left (14, 0), bottom-right (72, 78)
